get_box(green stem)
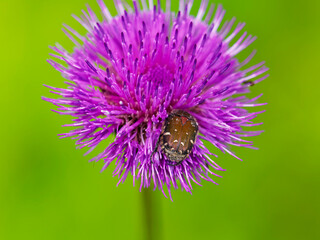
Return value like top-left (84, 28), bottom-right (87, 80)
top-left (142, 187), bottom-right (153, 240)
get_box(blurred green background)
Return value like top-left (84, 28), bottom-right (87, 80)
top-left (1, 0), bottom-right (319, 239)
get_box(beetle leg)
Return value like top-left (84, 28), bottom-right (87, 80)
top-left (150, 134), bottom-right (162, 163)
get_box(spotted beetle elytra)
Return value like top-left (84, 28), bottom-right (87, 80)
top-left (151, 110), bottom-right (199, 166)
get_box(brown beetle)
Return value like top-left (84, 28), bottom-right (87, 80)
top-left (151, 110), bottom-right (199, 166)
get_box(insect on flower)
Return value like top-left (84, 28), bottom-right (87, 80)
top-left (151, 110), bottom-right (198, 166)
top-left (43, 0), bottom-right (268, 198)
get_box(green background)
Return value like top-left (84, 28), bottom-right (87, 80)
top-left (1, 0), bottom-right (319, 239)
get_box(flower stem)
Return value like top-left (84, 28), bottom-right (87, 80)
top-left (142, 187), bottom-right (160, 240)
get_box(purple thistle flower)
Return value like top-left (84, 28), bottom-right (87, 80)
top-left (43, 0), bottom-right (268, 199)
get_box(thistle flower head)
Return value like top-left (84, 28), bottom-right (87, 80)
top-left (44, 0), bottom-right (268, 199)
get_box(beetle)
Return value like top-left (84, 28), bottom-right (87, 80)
top-left (150, 110), bottom-right (199, 166)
